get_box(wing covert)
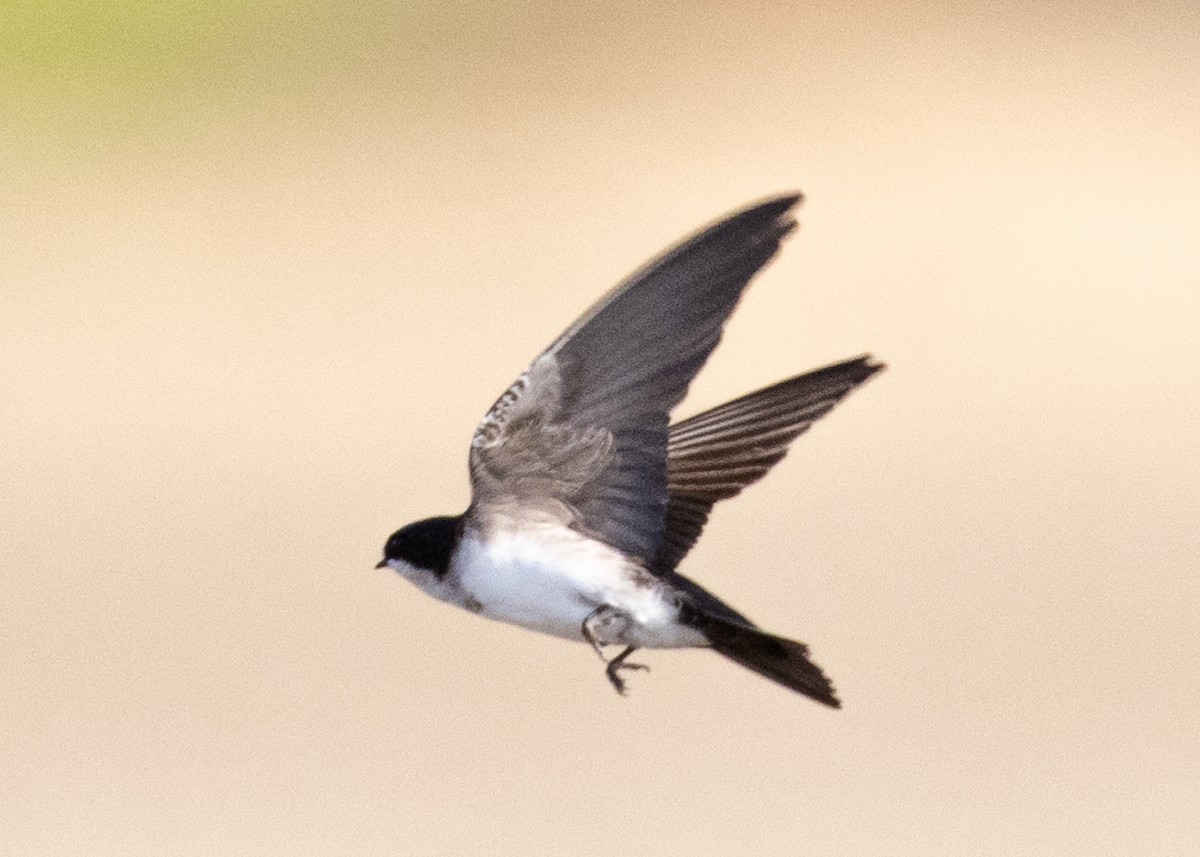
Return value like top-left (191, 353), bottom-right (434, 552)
top-left (469, 195), bottom-right (803, 561)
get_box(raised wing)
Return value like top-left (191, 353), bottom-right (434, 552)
top-left (654, 356), bottom-right (884, 571)
top-left (469, 195), bottom-right (802, 562)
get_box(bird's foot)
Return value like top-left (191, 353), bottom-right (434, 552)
top-left (581, 607), bottom-right (648, 694)
top-left (605, 645), bottom-right (649, 696)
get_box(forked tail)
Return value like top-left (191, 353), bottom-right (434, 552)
top-left (700, 613), bottom-right (840, 708)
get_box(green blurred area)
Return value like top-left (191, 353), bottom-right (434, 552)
top-left (1, 0), bottom-right (443, 140)
top-left (7, 2), bottom-right (292, 94)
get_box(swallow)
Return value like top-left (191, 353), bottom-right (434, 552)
top-left (378, 193), bottom-right (882, 706)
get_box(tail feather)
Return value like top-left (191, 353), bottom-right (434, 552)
top-left (700, 614), bottom-right (840, 708)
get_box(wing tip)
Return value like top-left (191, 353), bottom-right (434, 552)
top-left (848, 353), bottom-right (888, 382)
top-left (747, 190), bottom-right (805, 213)
top-left (729, 191), bottom-right (805, 234)
top-left (684, 192), bottom-right (805, 252)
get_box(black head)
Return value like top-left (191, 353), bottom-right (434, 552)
top-left (376, 515), bottom-right (461, 576)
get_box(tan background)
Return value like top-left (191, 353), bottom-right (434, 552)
top-left (3, 2), bottom-right (1197, 855)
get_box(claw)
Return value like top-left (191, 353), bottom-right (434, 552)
top-left (605, 646), bottom-right (649, 695)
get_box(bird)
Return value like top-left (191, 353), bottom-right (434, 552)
top-left (377, 193), bottom-right (883, 707)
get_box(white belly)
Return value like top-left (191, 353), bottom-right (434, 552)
top-left (450, 527), bottom-right (705, 648)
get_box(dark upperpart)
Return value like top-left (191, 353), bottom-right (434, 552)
top-left (378, 514), bottom-right (463, 575)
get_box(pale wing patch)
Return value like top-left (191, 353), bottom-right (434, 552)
top-left (470, 353), bottom-right (616, 522)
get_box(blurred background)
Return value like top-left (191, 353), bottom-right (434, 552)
top-left (3, 2), bottom-right (1197, 854)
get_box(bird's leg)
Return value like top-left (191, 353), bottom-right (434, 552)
top-left (580, 606), bottom-right (612, 662)
top-left (580, 607), bottom-right (650, 695)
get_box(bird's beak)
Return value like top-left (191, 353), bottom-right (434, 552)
top-left (375, 559), bottom-right (388, 569)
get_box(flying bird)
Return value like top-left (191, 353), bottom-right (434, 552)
top-left (377, 194), bottom-right (882, 706)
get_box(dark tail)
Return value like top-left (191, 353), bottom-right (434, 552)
top-left (700, 614), bottom-right (840, 708)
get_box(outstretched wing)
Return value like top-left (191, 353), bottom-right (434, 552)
top-left (468, 194), bottom-right (802, 563)
top-left (654, 356), bottom-right (884, 572)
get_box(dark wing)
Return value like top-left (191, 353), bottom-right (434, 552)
top-left (469, 194), bottom-right (802, 562)
top-left (654, 356), bottom-right (884, 571)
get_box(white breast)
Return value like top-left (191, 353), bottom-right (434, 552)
top-left (450, 526), bottom-right (703, 648)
